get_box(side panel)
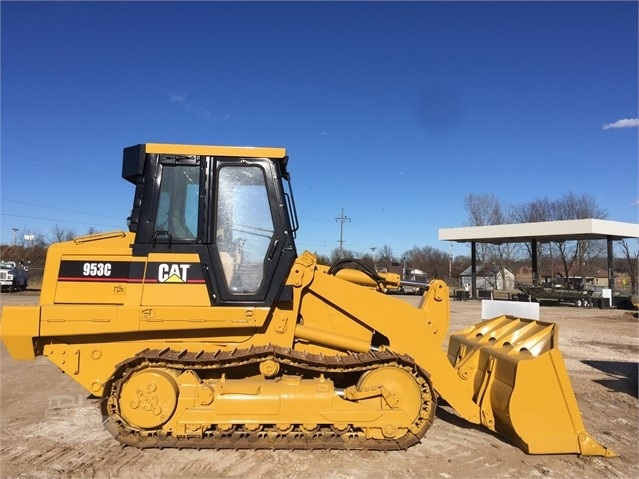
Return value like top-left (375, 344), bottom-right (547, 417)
top-left (0, 305), bottom-right (40, 359)
top-left (40, 305), bottom-right (131, 336)
top-left (54, 256), bottom-right (141, 305)
top-left (141, 253), bottom-right (211, 306)
top-left (137, 305), bottom-right (270, 331)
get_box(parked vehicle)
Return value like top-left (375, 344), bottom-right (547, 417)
top-left (516, 282), bottom-right (594, 307)
top-left (0, 260), bottom-right (29, 292)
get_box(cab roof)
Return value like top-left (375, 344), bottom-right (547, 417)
top-left (123, 143), bottom-right (288, 183)
top-left (142, 143), bottom-right (287, 158)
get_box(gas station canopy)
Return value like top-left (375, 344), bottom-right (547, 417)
top-left (439, 219), bottom-right (639, 297)
top-left (439, 219), bottom-right (639, 245)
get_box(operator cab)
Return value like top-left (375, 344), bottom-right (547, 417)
top-left (122, 143), bottom-right (298, 306)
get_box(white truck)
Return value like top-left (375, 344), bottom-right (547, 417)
top-left (0, 260), bottom-right (28, 292)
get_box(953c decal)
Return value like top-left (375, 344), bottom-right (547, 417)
top-left (82, 262), bottom-right (112, 277)
top-left (57, 260), bottom-right (204, 284)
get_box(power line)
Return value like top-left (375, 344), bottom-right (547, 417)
top-left (1, 213), bottom-right (123, 229)
top-left (1, 199), bottom-right (122, 220)
top-left (2, 149), bottom-right (120, 182)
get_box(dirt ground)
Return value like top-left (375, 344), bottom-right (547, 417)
top-left (0, 291), bottom-right (637, 479)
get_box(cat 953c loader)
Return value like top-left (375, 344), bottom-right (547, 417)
top-left (0, 143), bottom-right (615, 456)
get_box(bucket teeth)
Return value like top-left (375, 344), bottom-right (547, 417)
top-left (578, 433), bottom-right (618, 457)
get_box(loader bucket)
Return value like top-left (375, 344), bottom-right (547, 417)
top-left (447, 315), bottom-right (616, 456)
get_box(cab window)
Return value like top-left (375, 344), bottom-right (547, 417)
top-left (154, 165), bottom-right (200, 241)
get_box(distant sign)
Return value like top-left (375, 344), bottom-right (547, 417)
top-left (23, 234), bottom-right (35, 241)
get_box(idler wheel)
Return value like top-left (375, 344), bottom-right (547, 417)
top-left (355, 366), bottom-right (423, 440)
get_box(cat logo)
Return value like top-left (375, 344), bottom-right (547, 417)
top-left (158, 263), bottom-right (191, 283)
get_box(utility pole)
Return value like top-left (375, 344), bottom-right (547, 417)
top-left (449, 242), bottom-right (453, 282)
top-left (335, 208), bottom-right (351, 258)
top-left (12, 228), bottom-right (18, 246)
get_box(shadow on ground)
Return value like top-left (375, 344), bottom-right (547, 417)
top-left (583, 360), bottom-right (639, 398)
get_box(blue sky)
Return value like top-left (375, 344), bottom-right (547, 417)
top-left (2, 1), bottom-right (638, 258)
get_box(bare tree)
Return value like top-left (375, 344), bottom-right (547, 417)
top-left (464, 192), bottom-right (517, 286)
top-left (315, 253), bottom-right (331, 266)
top-left (403, 246), bottom-right (427, 272)
top-left (552, 193), bottom-right (607, 286)
top-left (617, 239), bottom-right (639, 294)
top-left (50, 224), bottom-right (77, 243)
top-left (464, 192), bottom-right (504, 227)
top-left (452, 255), bottom-right (471, 285)
top-left (463, 192), bottom-right (510, 264)
top-left (17, 228), bottom-right (47, 248)
top-left (554, 192), bottom-right (607, 220)
top-left (330, 248), bottom-right (357, 265)
top-left (403, 245), bottom-right (449, 280)
top-left (511, 197), bottom-right (556, 265)
top-left (510, 197), bottom-right (554, 224)
top-left (511, 193), bottom-right (607, 285)
top-left (358, 253), bottom-right (376, 271)
top-left (377, 245), bottom-right (395, 262)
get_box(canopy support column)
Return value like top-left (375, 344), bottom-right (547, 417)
top-left (531, 239), bottom-right (539, 285)
top-left (607, 236), bottom-right (614, 296)
top-left (471, 241), bottom-right (477, 299)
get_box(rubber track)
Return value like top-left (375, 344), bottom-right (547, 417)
top-left (102, 345), bottom-right (436, 450)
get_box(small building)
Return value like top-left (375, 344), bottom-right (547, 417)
top-left (460, 265), bottom-right (515, 291)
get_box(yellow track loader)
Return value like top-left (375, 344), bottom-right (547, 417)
top-left (0, 143), bottom-right (614, 455)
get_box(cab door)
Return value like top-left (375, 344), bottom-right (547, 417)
top-left (206, 158), bottom-right (296, 305)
